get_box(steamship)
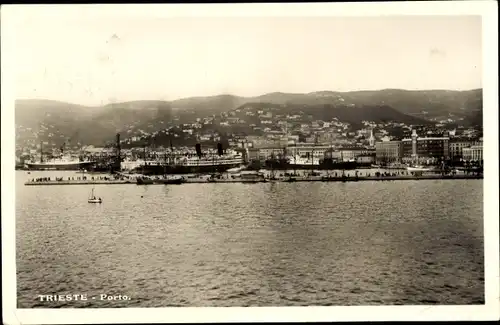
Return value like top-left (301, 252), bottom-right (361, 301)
top-left (129, 150), bottom-right (245, 175)
top-left (25, 142), bottom-right (95, 171)
top-left (25, 155), bottom-right (96, 171)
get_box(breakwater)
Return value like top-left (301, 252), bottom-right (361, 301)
top-left (25, 180), bottom-right (133, 185)
top-left (24, 174), bottom-right (482, 186)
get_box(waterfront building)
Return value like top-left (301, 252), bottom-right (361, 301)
top-left (462, 144), bottom-right (483, 162)
top-left (326, 150), bottom-right (342, 161)
top-left (449, 138), bottom-right (482, 159)
top-left (247, 148), bottom-right (260, 161)
top-left (287, 144), bottom-right (331, 160)
top-left (324, 146), bottom-right (373, 162)
top-left (257, 147), bottom-right (286, 161)
top-left (401, 129), bottom-right (449, 164)
top-left (248, 143), bottom-right (376, 162)
top-left (356, 154), bottom-right (376, 164)
top-left (375, 141), bottom-right (403, 164)
top-left (338, 146), bottom-right (374, 162)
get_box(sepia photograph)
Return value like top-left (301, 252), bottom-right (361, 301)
top-left (1, 2), bottom-right (499, 324)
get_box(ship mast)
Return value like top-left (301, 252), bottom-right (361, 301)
top-left (163, 148), bottom-right (167, 178)
top-left (327, 143), bottom-right (333, 177)
top-left (270, 150), bottom-right (275, 179)
top-left (293, 146), bottom-right (297, 176)
top-left (311, 146), bottom-right (314, 173)
top-left (311, 134), bottom-right (317, 176)
top-left (142, 144), bottom-right (146, 175)
top-left (212, 147), bottom-right (215, 175)
top-left (341, 148), bottom-right (345, 177)
top-left (282, 146), bottom-right (287, 179)
top-left (170, 139), bottom-right (174, 165)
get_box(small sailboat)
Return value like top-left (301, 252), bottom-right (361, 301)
top-left (88, 187), bottom-right (102, 203)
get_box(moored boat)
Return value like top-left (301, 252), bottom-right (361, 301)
top-left (130, 151), bottom-right (245, 175)
top-left (406, 165), bottom-right (433, 172)
top-left (136, 177), bottom-right (155, 185)
top-left (26, 156), bottom-right (96, 171)
top-left (161, 176), bottom-right (185, 185)
top-left (238, 171), bottom-right (267, 183)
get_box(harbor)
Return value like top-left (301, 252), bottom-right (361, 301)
top-left (19, 131), bottom-right (484, 188)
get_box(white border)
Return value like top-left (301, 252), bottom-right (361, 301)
top-left (2, 2), bottom-right (499, 324)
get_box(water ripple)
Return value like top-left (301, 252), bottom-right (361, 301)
top-left (16, 171), bottom-right (484, 307)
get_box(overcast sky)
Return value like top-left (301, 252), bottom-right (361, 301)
top-left (8, 6), bottom-right (482, 106)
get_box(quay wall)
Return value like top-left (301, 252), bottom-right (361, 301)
top-left (25, 180), bottom-right (133, 186)
top-left (25, 174), bottom-right (482, 186)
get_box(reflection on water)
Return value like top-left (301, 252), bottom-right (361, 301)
top-left (16, 171), bottom-right (484, 307)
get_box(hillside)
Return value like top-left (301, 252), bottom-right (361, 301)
top-left (248, 89), bottom-right (483, 120)
top-left (15, 88), bottom-right (482, 149)
top-left (231, 102), bottom-right (431, 128)
top-left (15, 99), bottom-right (175, 148)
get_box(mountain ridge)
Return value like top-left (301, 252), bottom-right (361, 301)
top-left (15, 87), bottom-right (482, 109)
top-left (15, 88), bottom-right (483, 149)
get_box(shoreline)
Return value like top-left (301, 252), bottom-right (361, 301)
top-left (24, 174), bottom-right (483, 186)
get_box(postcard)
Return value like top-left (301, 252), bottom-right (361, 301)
top-left (1, 1), bottom-right (498, 324)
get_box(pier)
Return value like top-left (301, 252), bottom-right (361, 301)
top-left (25, 179), bottom-right (133, 186)
top-left (24, 173), bottom-right (482, 186)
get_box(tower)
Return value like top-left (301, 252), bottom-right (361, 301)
top-left (411, 129), bottom-right (418, 159)
top-left (369, 129), bottom-right (375, 147)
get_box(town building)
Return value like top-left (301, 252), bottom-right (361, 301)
top-left (256, 147), bottom-right (287, 161)
top-left (324, 146), bottom-right (374, 162)
top-left (247, 148), bottom-right (260, 161)
top-left (246, 136), bottom-right (284, 149)
top-left (375, 141), bottom-right (403, 164)
top-left (338, 147), bottom-right (375, 162)
top-left (287, 144), bottom-right (331, 160)
top-left (449, 138), bottom-right (482, 159)
top-left (356, 154), bottom-right (376, 164)
top-left (462, 144), bottom-right (483, 162)
top-left (401, 129), bottom-right (449, 163)
top-left (317, 132), bottom-right (337, 144)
